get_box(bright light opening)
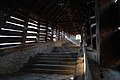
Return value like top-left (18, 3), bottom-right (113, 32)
top-left (70, 76), bottom-right (74, 80)
top-left (114, 0), bottom-right (117, 2)
top-left (76, 34), bottom-right (81, 40)
top-left (118, 27), bottom-right (120, 30)
top-left (53, 38), bottom-right (56, 42)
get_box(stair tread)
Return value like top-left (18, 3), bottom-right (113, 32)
top-left (26, 64), bottom-right (75, 67)
top-left (24, 64), bottom-right (75, 70)
top-left (28, 61), bottom-right (76, 65)
top-left (22, 68), bottom-right (74, 75)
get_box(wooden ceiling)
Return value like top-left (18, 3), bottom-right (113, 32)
top-left (0, 0), bottom-right (114, 35)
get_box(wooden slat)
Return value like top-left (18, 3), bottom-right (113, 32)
top-left (47, 35), bottom-right (52, 38)
top-left (90, 18), bottom-right (96, 24)
top-left (27, 28), bottom-right (39, 32)
top-left (7, 18), bottom-right (25, 25)
top-left (15, 9), bottom-right (26, 16)
top-left (12, 12), bottom-right (26, 20)
top-left (3, 23), bottom-right (23, 30)
top-left (40, 27), bottom-right (46, 29)
top-left (26, 38), bottom-right (37, 41)
top-left (28, 24), bottom-right (38, 27)
top-left (40, 34), bottom-right (46, 36)
top-left (0, 44), bottom-right (21, 49)
top-left (26, 41), bottom-right (36, 44)
top-left (26, 33), bottom-right (38, 36)
top-left (40, 30), bottom-right (46, 33)
top-left (0, 30), bottom-right (22, 36)
top-left (0, 37), bottom-right (22, 43)
top-left (29, 19), bottom-right (38, 25)
top-left (39, 36), bottom-right (45, 38)
top-left (39, 38), bottom-right (45, 40)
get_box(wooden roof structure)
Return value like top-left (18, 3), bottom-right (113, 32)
top-left (0, 0), bottom-right (95, 35)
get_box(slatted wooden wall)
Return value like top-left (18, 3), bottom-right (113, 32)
top-left (0, 9), bottom-right (25, 49)
top-left (0, 8), bottom-right (57, 49)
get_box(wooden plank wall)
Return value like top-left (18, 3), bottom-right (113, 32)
top-left (0, 7), bottom-right (63, 50)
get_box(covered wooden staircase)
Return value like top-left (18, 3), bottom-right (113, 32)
top-left (21, 44), bottom-right (84, 79)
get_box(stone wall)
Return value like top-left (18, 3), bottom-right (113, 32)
top-left (0, 42), bottom-right (55, 74)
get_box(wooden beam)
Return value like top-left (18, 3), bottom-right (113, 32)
top-left (95, 0), bottom-right (101, 64)
top-left (48, 7), bottom-right (63, 22)
top-left (39, 0), bottom-right (59, 15)
top-left (51, 27), bottom-right (54, 41)
top-left (55, 26), bottom-right (58, 41)
top-left (22, 15), bottom-right (28, 45)
top-left (52, 11), bottom-right (66, 27)
top-left (70, 0), bottom-right (87, 14)
top-left (46, 6), bottom-right (61, 22)
top-left (45, 22), bottom-right (48, 42)
top-left (58, 27), bottom-right (60, 40)
top-left (37, 18), bottom-right (40, 42)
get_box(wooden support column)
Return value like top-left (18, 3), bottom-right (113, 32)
top-left (61, 31), bottom-right (63, 40)
top-left (95, 0), bottom-right (100, 64)
top-left (0, 9), bottom-right (4, 33)
top-left (45, 22), bottom-right (48, 42)
top-left (58, 27), bottom-right (60, 41)
top-left (37, 19), bottom-right (40, 42)
top-left (22, 16), bottom-right (28, 45)
top-left (51, 27), bottom-right (54, 41)
top-left (60, 28), bottom-right (62, 40)
top-left (90, 24), bottom-right (93, 48)
top-left (55, 26), bottom-right (58, 41)
top-left (63, 31), bottom-right (65, 39)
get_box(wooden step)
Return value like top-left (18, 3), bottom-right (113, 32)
top-left (24, 64), bottom-right (75, 70)
top-left (35, 55), bottom-right (78, 58)
top-left (31, 57), bottom-right (77, 61)
top-left (28, 60), bottom-right (76, 65)
top-left (22, 68), bottom-right (74, 75)
top-left (37, 52), bottom-right (78, 55)
top-left (21, 47), bottom-right (79, 75)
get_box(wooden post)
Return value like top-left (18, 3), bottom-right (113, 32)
top-left (45, 22), bottom-right (48, 42)
top-left (55, 26), bottom-right (58, 41)
top-left (60, 28), bottom-right (62, 40)
top-left (95, 0), bottom-right (100, 64)
top-left (37, 19), bottom-right (40, 42)
top-left (22, 16), bottom-right (28, 45)
top-left (63, 31), bottom-right (65, 39)
top-left (51, 27), bottom-right (54, 41)
top-left (58, 27), bottom-right (60, 40)
top-left (0, 10), bottom-right (4, 33)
